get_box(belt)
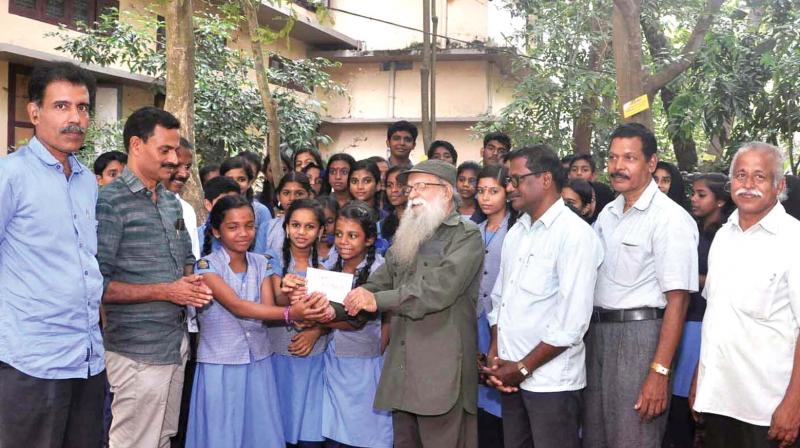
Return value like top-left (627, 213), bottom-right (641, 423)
top-left (591, 307), bottom-right (665, 323)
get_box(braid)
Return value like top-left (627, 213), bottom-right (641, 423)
top-left (356, 245), bottom-right (376, 287)
top-left (282, 234), bottom-right (292, 275)
top-left (201, 220), bottom-right (213, 256)
top-left (311, 243), bottom-right (320, 268)
top-left (333, 254), bottom-right (344, 273)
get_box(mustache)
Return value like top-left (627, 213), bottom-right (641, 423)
top-left (60, 124), bottom-right (85, 134)
top-left (610, 172), bottom-right (630, 180)
top-left (735, 187), bottom-right (763, 198)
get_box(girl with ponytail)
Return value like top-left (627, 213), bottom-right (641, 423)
top-left (321, 201), bottom-right (392, 448)
top-left (269, 198), bottom-right (331, 447)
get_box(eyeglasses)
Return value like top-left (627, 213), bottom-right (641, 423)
top-left (505, 171), bottom-right (544, 188)
top-left (401, 182), bottom-right (447, 195)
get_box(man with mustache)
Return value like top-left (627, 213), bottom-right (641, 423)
top-left (482, 145), bottom-right (603, 448)
top-left (343, 159), bottom-right (484, 447)
top-left (692, 143), bottom-right (800, 448)
top-left (0, 62), bottom-right (106, 448)
top-left (96, 107), bottom-right (212, 448)
top-left (582, 123), bottom-right (699, 448)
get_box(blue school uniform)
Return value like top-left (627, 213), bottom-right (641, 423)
top-left (252, 200), bottom-right (273, 253)
top-left (322, 254), bottom-right (393, 448)
top-left (187, 248), bottom-right (284, 448)
top-left (265, 215), bottom-right (285, 254)
top-left (269, 256), bottom-right (330, 444)
top-left (476, 214), bottom-right (510, 418)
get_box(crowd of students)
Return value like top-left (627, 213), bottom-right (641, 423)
top-left (4, 61), bottom-right (800, 448)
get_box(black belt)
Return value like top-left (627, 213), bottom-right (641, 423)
top-left (591, 307), bottom-right (664, 323)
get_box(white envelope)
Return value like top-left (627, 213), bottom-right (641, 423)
top-left (305, 267), bottom-right (354, 304)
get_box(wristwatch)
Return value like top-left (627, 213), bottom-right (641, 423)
top-left (517, 362), bottom-right (530, 377)
top-left (650, 362), bottom-right (670, 377)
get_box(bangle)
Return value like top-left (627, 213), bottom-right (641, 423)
top-left (283, 306), bottom-right (291, 324)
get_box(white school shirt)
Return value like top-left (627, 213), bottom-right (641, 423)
top-left (593, 180), bottom-right (698, 309)
top-left (694, 203), bottom-right (800, 426)
top-left (487, 200), bottom-right (604, 392)
top-left (178, 195), bottom-right (200, 333)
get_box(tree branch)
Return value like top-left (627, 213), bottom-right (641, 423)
top-left (647, 0), bottom-right (724, 94)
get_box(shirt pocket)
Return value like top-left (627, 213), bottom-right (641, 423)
top-left (732, 266), bottom-right (782, 320)
top-left (614, 240), bottom-right (648, 286)
top-left (519, 257), bottom-right (557, 299)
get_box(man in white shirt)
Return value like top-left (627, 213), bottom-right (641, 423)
top-left (692, 142), bottom-right (800, 448)
top-left (582, 123), bottom-right (698, 448)
top-left (483, 145), bottom-right (603, 448)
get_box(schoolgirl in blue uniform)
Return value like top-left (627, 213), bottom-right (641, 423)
top-left (270, 198), bottom-right (331, 447)
top-left (187, 195), bottom-right (327, 448)
top-left (265, 172), bottom-right (314, 254)
top-left (321, 201), bottom-right (393, 448)
top-left (347, 160), bottom-right (390, 254)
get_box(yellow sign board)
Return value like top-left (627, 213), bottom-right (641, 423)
top-left (623, 94), bottom-right (650, 118)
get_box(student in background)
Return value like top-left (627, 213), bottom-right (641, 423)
top-left (265, 172), bottom-right (314, 254)
top-left (457, 161), bottom-right (482, 221)
top-left (381, 165), bottom-right (408, 244)
top-left (220, 156), bottom-right (273, 252)
top-left (199, 164), bottom-right (219, 186)
top-left (294, 148), bottom-right (325, 172)
top-left (316, 195), bottom-right (340, 269)
top-left (386, 120), bottom-right (417, 169)
top-left (198, 176), bottom-right (242, 255)
top-left (94, 150), bottom-right (127, 186)
top-left (302, 162), bottom-right (328, 196)
top-left (427, 140), bottom-right (458, 165)
top-left (327, 153), bottom-right (356, 208)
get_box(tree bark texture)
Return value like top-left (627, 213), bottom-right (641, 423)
top-left (164, 0), bottom-right (203, 223)
top-left (241, 0), bottom-right (284, 187)
top-left (420, 0), bottom-right (432, 151)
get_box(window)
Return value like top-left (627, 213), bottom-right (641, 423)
top-left (7, 64), bottom-right (34, 151)
top-left (294, 0), bottom-right (330, 11)
top-left (9, 0), bottom-right (119, 29)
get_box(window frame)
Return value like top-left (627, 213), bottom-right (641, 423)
top-left (8, 0), bottom-right (118, 30)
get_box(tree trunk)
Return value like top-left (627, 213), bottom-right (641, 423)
top-left (641, 14), bottom-right (698, 170)
top-left (164, 0), bottom-right (202, 222)
top-left (572, 33), bottom-right (610, 155)
top-left (420, 0), bottom-right (432, 151)
top-left (431, 1), bottom-right (438, 140)
top-left (611, 0), bottom-right (653, 128)
top-left (241, 0), bottom-right (283, 187)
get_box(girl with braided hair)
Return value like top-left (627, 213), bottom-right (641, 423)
top-left (321, 201), bottom-right (392, 448)
top-left (269, 198), bottom-right (331, 446)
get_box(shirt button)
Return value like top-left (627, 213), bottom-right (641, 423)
top-left (73, 214), bottom-right (77, 219)
top-left (83, 270), bottom-right (88, 276)
top-left (400, 340), bottom-right (405, 346)
top-left (483, 293), bottom-right (487, 298)
top-left (483, 271), bottom-right (488, 275)
top-left (485, 250), bottom-right (489, 254)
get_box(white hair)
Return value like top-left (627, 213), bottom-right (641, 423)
top-left (392, 189), bottom-right (451, 266)
top-left (729, 142), bottom-right (787, 200)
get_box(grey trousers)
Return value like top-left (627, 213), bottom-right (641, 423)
top-left (392, 396), bottom-right (477, 448)
top-left (582, 319), bottom-right (669, 448)
top-left (501, 389), bottom-right (582, 448)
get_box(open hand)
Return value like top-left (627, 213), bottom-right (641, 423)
top-left (343, 287), bottom-right (377, 316)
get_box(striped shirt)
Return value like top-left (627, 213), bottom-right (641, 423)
top-left (96, 167), bottom-right (194, 365)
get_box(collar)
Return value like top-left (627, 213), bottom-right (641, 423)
top-left (608, 179), bottom-right (659, 216)
top-left (728, 202), bottom-right (786, 235)
top-left (480, 212), bottom-right (510, 232)
top-left (442, 210), bottom-right (461, 226)
top-left (518, 199), bottom-right (566, 230)
top-left (27, 136), bottom-right (84, 174)
top-left (120, 166), bottom-right (163, 195)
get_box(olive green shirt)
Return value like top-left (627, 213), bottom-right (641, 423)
top-left (363, 212), bottom-right (484, 415)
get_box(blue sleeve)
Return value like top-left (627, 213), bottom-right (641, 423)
top-left (0, 161), bottom-right (18, 244)
top-left (263, 248), bottom-right (284, 277)
top-left (194, 258), bottom-right (215, 275)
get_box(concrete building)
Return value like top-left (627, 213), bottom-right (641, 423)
top-left (1, 0), bottom-right (519, 164)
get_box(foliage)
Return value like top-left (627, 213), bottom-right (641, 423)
top-left (482, 0), bottom-right (800, 174)
top-left (50, 4), bottom-right (345, 164)
top-left (76, 119), bottom-right (125, 167)
top-left (473, 0), bottom-right (618, 158)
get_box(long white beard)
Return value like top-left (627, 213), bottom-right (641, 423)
top-left (392, 194), bottom-right (449, 266)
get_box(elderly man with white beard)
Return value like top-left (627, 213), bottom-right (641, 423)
top-left (691, 142), bottom-right (800, 448)
top-left (343, 159), bottom-right (484, 448)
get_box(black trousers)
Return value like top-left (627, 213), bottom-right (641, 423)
top-left (0, 361), bottom-right (106, 448)
top-left (501, 389), bottom-right (581, 448)
top-left (705, 413), bottom-right (798, 448)
top-left (662, 396), bottom-right (695, 448)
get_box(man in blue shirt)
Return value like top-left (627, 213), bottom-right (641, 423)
top-left (0, 62), bottom-right (106, 447)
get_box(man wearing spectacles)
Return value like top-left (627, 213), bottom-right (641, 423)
top-left (482, 145), bottom-right (603, 448)
top-left (343, 159), bottom-right (484, 447)
top-left (583, 123), bottom-right (698, 448)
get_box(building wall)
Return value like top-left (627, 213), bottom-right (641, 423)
top-left (320, 121), bottom-right (484, 164)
